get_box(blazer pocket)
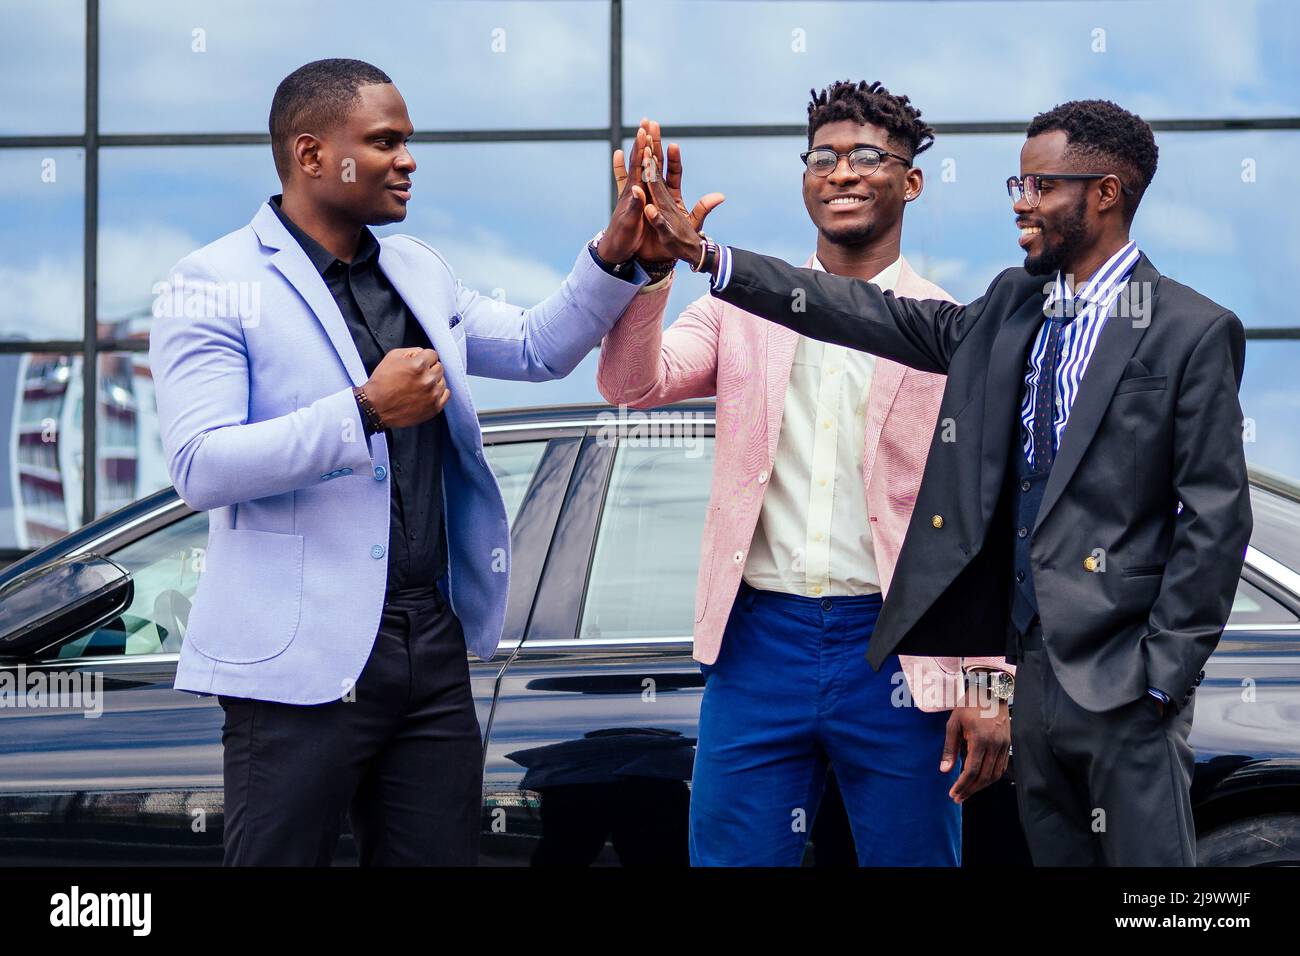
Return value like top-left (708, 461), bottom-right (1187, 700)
top-left (187, 528), bottom-right (305, 663)
top-left (1114, 374), bottom-right (1167, 394)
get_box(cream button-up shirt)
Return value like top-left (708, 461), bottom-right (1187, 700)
top-left (741, 255), bottom-right (902, 597)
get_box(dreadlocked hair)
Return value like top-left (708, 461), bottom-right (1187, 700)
top-left (806, 79), bottom-right (935, 160)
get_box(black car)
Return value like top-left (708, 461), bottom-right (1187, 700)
top-left (1, 402), bottom-right (1298, 866)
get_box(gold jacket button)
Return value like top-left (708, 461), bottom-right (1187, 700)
top-left (1084, 555), bottom-right (1098, 571)
top-left (931, 514), bottom-right (944, 529)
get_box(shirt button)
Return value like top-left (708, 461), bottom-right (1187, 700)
top-left (814, 532), bottom-right (823, 541)
top-left (733, 551), bottom-right (744, 563)
top-left (1021, 480), bottom-right (1031, 492)
top-left (370, 545), bottom-right (385, 559)
top-left (812, 585), bottom-right (823, 596)
top-left (1018, 526), bottom-right (1028, 538)
top-left (758, 470), bottom-right (769, 483)
top-left (374, 465), bottom-right (387, 480)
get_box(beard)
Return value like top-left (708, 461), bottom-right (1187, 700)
top-left (1023, 190), bottom-right (1088, 276)
top-left (819, 217), bottom-right (878, 247)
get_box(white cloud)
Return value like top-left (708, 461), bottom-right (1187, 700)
top-left (419, 226), bottom-right (568, 307)
top-left (1138, 195), bottom-right (1238, 256)
top-left (97, 224), bottom-right (206, 320)
top-left (0, 257), bottom-right (83, 339)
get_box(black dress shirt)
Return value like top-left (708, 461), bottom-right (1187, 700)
top-left (269, 194), bottom-right (447, 591)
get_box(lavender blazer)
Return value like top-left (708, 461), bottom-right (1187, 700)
top-left (150, 202), bottom-right (646, 704)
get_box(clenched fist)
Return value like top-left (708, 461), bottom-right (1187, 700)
top-left (363, 347), bottom-right (450, 428)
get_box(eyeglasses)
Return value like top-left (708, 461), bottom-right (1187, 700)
top-left (1006, 173), bottom-right (1135, 208)
top-left (801, 145), bottom-right (912, 177)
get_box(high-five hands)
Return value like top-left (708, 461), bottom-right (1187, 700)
top-left (639, 130), bottom-right (725, 264)
top-left (595, 123), bottom-right (652, 265)
top-left (598, 118), bottom-right (725, 267)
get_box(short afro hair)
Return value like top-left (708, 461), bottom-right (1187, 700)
top-left (269, 58), bottom-right (393, 181)
top-left (807, 80), bottom-right (935, 162)
top-left (1025, 99), bottom-right (1158, 222)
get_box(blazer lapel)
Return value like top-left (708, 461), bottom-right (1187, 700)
top-left (762, 254), bottom-right (817, 460)
top-left (377, 241), bottom-right (475, 440)
top-left (765, 322), bottom-right (800, 460)
top-left (861, 258), bottom-right (921, 485)
top-left (253, 203), bottom-right (368, 387)
top-left (1034, 254), bottom-right (1160, 533)
top-left (861, 360), bottom-right (906, 487)
top-left (980, 293), bottom-right (1050, 526)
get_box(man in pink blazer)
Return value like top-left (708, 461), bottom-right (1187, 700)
top-left (598, 83), bottom-right (1013, 866)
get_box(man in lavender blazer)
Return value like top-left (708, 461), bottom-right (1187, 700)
top-left (149, 59), bottom-right (653, 865)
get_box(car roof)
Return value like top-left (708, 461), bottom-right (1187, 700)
top-left (3, 401), bottom-right (1296, 585)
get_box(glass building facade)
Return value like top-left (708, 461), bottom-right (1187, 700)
top-left (1, 0), bottom-right (1297, 559)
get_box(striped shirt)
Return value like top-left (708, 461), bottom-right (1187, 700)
top-left (710, 244), bottom-right (735, 292)
top-left (1019, 240), bottom-right (1141, 468)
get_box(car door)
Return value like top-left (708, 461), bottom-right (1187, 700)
top-left (481, 417), bottom-right (715, 865)
top-left (0, 428), bottom-right (559, 866)
top-left (0, 506), bottom-right (226, 864)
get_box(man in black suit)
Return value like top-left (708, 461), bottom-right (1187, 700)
top-left (636, 99), bottom-right (1252, 865)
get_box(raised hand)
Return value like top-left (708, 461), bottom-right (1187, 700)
top-left (641, 140), bottom-right (726, 264)
top-left (607, 119), bottom-right (725, 266)
top-left (596, 124), bottom-right (650, 265)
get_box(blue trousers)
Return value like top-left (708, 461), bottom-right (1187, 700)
top-left (689, 581), bottom-right (961, 866)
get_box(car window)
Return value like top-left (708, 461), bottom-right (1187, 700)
top-left (55, 510), bottom-right (209, 659)
top-left (1248, 486), bottom-right (1300, 575)
top-left (1228, 578), bottom-right (1298, 627)
top-left (45, 441), bottom-right (547, 661)
top-left (579, 437), bottom-right (715, 641)
top-left (484, 440), bottom-right (547, 529)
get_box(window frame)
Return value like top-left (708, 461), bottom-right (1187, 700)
top-left (1, 0), bottom-right (1298, 562)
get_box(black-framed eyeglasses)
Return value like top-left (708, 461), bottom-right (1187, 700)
top-left (1006, 172), bottom-right (1135, 207)
top-left (801, 145), bottom-right (912, 177)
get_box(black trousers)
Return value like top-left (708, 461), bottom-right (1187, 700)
top-left (218, 585), bottom-right (483, 866)
top-left (1010, 622), bottom-right (1197, 866)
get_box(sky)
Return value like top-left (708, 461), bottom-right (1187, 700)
top-left (0, 0), bottom-right (1297, 515)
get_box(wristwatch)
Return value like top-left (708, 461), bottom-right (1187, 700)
top-left (965, 668), bottom-right (1014, 702)
top-left (691, 234), bottom-right (719, 274)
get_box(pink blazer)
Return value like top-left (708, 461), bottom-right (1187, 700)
top-left (597, 255), bottom-right (1012, 712)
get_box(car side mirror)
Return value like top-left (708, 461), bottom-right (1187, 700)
top-left (0, 554), bottom-right (133, 660)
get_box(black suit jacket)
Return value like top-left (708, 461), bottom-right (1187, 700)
top-left (714, 249), bottom-right (1252, 713)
